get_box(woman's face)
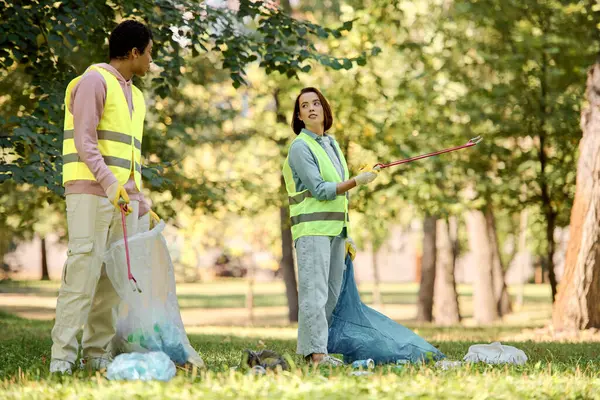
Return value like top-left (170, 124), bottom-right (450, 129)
top-left (298, 91), bottom-right (324, 130)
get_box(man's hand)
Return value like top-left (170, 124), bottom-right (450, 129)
top-left (149, 210), bottom-right (160, 228)
top-left (106, 181), bottom-right (131, 214)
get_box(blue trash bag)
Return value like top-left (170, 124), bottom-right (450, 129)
top-left (106, 351), bottom-right (176, 381)
top-left (328, 256), bottom-right (445, 365)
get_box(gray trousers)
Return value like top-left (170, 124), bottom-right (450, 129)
top-left (295, 232), bottom-right (346, 356)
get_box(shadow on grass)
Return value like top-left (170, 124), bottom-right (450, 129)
top-left (1, 310), bottom-right (599, 380)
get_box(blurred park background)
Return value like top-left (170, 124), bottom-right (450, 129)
top-left (1, 0), bottom-right (599, 335)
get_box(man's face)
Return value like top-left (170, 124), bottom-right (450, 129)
top-left (132, 40), bottom-right (153, 77)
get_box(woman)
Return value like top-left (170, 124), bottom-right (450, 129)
top-left (282, 87), bottom-right (379, 366)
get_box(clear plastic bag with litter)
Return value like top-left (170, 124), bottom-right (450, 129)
top-left (104, 221), bottom-right (204, 368)
top-left (106, 352), bottom-right (176, 381)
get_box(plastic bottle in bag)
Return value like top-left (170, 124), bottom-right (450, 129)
top-left (127, 328), bottom-right (162, 352)
top-left (155, 322), bottom-right (188, 365)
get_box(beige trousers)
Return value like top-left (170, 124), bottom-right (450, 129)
top-left (50, 194), bottom-right (149, 363)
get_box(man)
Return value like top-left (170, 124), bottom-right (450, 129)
top-left (50, 19), bottom-right (159, 374)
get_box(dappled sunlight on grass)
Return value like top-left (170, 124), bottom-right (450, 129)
top-left (1, 308), bottom-right (599, 399)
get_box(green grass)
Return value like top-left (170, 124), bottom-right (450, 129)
top-left (176, 290), bottom-right (551, 309)
top-left (1, 310), bottom-right (599, 399)
top-left (0, 278), bottom-right (552, 309)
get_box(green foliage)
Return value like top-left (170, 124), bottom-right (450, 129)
top-left (1, 0), bottom-right (599, 270)
top-left (0, 0), bottom-right (362, 191)
top-left (160, 0), bottom-right (598, 261)
top-left (437, 0), bottom-right (598, 257)
top-left (290, 0), bottom-right (598, 259)
top-left (0, 0), bottom-right (365, 250)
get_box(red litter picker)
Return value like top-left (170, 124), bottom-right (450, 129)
top-left (119, 200), bottom-right (142, 293)
top-left (374, 136), bottom-right (483, 170)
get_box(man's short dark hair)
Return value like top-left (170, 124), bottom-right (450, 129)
top-left (109, 20), bottom-right (153, 59)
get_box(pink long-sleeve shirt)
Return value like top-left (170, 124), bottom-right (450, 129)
top-left (64, 63), bottom-right (150, 216)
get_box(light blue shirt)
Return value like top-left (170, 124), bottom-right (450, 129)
top-left (288, 128), bottom-right (346, 202)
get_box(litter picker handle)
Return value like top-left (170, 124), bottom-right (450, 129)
top-left (119, 200), bottom-right (142, 293)
top-left (374, 136), bottom-right (483, 170)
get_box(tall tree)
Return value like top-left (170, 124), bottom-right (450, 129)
top-left (274, 88), bottom-right (299, 322)
top-left (553, 54), bottom-right (600, 330)
top-left (444, 0), bottom-right (598, 302)
top-left (370, 241), bottom-right (383, 307)
top-left (434, 217), bottom-right (461, 325)
top-left (485, 206), bottom-right (512, 316)
top-left (40, 236), bottom-right (50, 281)
top-left (466, 209), bottom-right (500, 324)
top-left (416, 216), bottom-right (437, 322)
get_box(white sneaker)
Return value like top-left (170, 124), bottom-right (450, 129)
top-left (314, 355), bottom-right (344, 367)
top-left (50, 359), bottom-right (73, 374)
top-left (80, 357), bottom-right (111, 371)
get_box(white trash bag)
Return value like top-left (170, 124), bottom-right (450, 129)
top-left (463, 342), bottom-right (527, 365)
top-left (104, 221), bottom-right (204, 368)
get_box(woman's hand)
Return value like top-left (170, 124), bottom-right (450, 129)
top-left (345, 237), bottom-right (357, 260)
top-left (336, 164), bottom-right (380, 195)
top-left (353, 164), bottom-right (379, 186)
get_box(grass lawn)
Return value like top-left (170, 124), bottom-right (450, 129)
top-left (1, 306), bottom-right (600, 399)
top-left (1, 280), bottom-right (598, 398)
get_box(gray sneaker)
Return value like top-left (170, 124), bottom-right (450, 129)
top-left (80, 357), bottom-right (111, 371)
top-left (50, 359), bottom-right (73, 374)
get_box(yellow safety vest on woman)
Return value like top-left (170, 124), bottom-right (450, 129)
top-left (282, 131), bottom-right (350, 241)
top-left (62, 65), bottom-right (145, 189)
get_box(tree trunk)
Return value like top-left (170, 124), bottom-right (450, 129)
top-left (371, 242), bottom-right (382, 306)
top-left (537, 44), bottom-right (559, 302)
top-left (517, 210), bottom-right (529, 308)
top-left (485, 207), bottom-right (512, 316)
top-left (544, 210), bottom-right (558, 301)
top-left (246, 261), bottom-right (255, 325)
top-left (416, 216), bottom-right (437, 322)
top-left (415, 253), bottom-right (422, 283)
top-left (449, 216), bottom-right (459, 265)
top-left (41, 236), bottom-right (50, 281)
top-left (553, 58), bottom-right (600, 330)
top-left (280, 177), bottom-right (299, 322)
top-left (434, 218), bottom-right (461, 325)
top-left (274, 88), bottom-right (299, 323)
top-left (466, 210), bottom-right (499, 324)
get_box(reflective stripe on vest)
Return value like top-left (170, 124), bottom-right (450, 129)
top-left (63, 129), bottom-right (142, 150)
top-left (290, 211), bottom-right (346, 226)
top-left (62, 65), bottom-right (146, 189)
top-left (288, 190), bottom-right (313, 205)
top-left (62, 153), bottom-right (142, 174)
top-left (282, 132), bottom-right (350, 240)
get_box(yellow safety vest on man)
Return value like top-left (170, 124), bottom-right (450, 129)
top-left (62, 65), bottom-right (145, 189)
top-left (282, 131), bottom-right (350, 241)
